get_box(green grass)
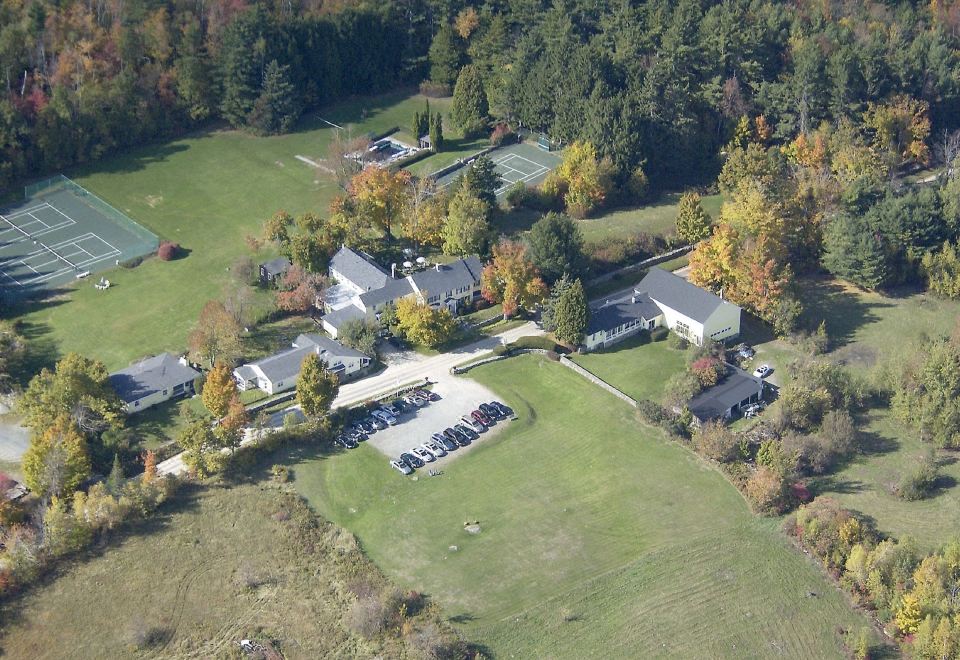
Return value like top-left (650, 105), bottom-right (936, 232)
top-left (9, 92), bottom-right (440, 373)
top-left (0, 480), bottom-right (428, 658)
top-left (404, 136), bottom-right (490, 177)
top-left (288, 355), bottom-right (875, 657)
top-left (577, 192), bottom-right (723, 245)
top-left (571, 336), bottom-right (687, 402)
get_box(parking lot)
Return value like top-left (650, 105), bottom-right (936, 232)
top-left (361, 376), bottom-right (509, 466)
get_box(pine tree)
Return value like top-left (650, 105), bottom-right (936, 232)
top-left (451, 64), bottom-right (489, 136)
top-left (248, 59), bottom-right (300, 135)
top-left (428, 24), bottom-right (462, 87)
top-left (541, 274), bottom-right (573, 333)
top-left (106, 453), bottom-right (123, 495)
top-left (429, 112), bottom-right (444, 152)
top-left (412, 110), bottom-right (422, 138)
top-left (675, 192), bottom-right (713, 243)
top-left (219, 9), bottom-right (267, 128)
top-left (553, 278), bottom-right (589, 346)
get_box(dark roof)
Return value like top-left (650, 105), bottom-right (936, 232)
top-left (410, 257), bottom-right (483, 299)
top-left (587, 292), bottom-right (663, 335)
top-left (242, 334), bottom-right (369, 384)
top-left (260, 256), bottom-right (292, 277)
top-left (637, 267), bottom-right (730, 323)
top-left (359, 277), bottom-right (414, 308)
top-left (329, 246), bottom-right (391, 291)
top-left (109, 353), bottom-right (200, 404)
top-left (688, 366), bottom-right (762, 421)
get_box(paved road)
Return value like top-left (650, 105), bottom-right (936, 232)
top-left (157, 322), bottom-right (543, 476)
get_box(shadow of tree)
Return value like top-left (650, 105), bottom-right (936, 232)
top-left (796, 276), bottom-right (891, 349)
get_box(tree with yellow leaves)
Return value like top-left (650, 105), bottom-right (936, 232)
top-left (22, 414), bottom-right (91, 503)
top-left (896, 592), bottom-right (923, 635)
top-left (480, 240), bottom-right (548, 317)
top-left (395, 297), bottom-right (458, 348)
top-left (202, 363), bottom-right (237, 419)
top-left (863, 95), bottom-right (931, 168)
top-left (542, 141), bottom-right (610, 218)
top-left (347, 166), bottom-right (412, 237)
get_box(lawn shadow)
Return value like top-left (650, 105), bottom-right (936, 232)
top-left (69, 140), bottom-right (192, 178)
top-left (447, 612), bottom-right (476, 624)
top-left (808, 475), bottom-right (869, 495)
top-left (297, 88), bottom-right (421, 135)
top-left (4, 310), bottom-right (66, 385)
top-left (797, 276), bottom-right (891, 349)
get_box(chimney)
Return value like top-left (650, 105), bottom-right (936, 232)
top-left (178, 355), bottom-right (188, 367)
top-left (391, 263), bottom-right (396, 278)
top-left (719, 288), bottom-right (724, 300)
top-left (435, 263), bottom-right (441, 272)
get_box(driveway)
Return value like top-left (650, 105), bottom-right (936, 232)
top-left (158, 321), bottom-right (542, 476)
top-left (0, 421), bottom-right (29, 463)
top-left (361, 375), bottom-right (504, 463)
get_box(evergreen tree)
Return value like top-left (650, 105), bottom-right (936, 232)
top-left (527, 212), bottom-right (587, 283)
top-left (553, 278), bottom-right (589, 345)
top-left (106, 453), bottom-right (124, 495)
top-left (428, 23), bottom-right (462, 87)
top-left (443, 186), bottom-right (492, 256)
top-left (822, 214), bottom-right (890, 289)
top-left (429, 111), bottom-right (444, 151)
top-left (412, 110), bottom-right (422, 138)
top-left (541, 274), bottom-right (573, 333)
top-left (675, 192), bottom-right (712, 243)
top-left (248, 59), bottom-right (300, 135)
top-left (451, 64), bottom-right (489, 136)
top-left (460, 155), bottom-right (501, 206)
top-left (219, 9), bottom-right (269, 128)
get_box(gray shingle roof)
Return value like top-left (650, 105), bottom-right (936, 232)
top-left (410, 256), bottom-right (482, 299)
top-left (330, 246), bottom-right (391, 291)
top-left (637, 267), bottom-right (729, 324)
top-left (245, 334), bottom-right (368, 384)
top-left (359, 277), bottom-right (414, 308)
top-left (109, 353), bottom-right (200, 404)
top-left (321, 303), bottom-right (366, 332)
top-left (261, 256), bottom-right (292, 278)
top-left (688, 366), bottom-right (762, 421)
top-left (294, 333), bottom-right (369, 360)
top-left (587, 292), bottom-right (663, 335)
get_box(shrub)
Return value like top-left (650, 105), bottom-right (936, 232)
top-left (744, 465), bottom-right (790, 514)
top-left (419, 80), bottom-right (451, 97)
top-left (650, 326), bottom-right (669, 342)
top-left (692, 421), bottom-right (740, 462)
top-left (896, 452), bottom-right (939, 501)
top-left (510, 336), bottom-right (559, 351)
top-left (505, 181), bottom-right (528, 209)
top-left (586, 232), bottom-right (667, 273)
top-left (121, 256), bottom-right (143, 269)
top-left (193, 374), bottom-right (206, 395)
top-left (157, 241), bottom-right (179, 261)
top-left (271, 464), bottom-right (290, 483)
top-left (637, 399), bottom-right (667, 425)
top-left (669, 333), bottom-right (690, 350)
top-left (490, 122), bottom-right (514, 147)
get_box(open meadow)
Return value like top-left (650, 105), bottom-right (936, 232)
top-left (0, 480), bottom-right (428, 659)
top-left (9, 92), bottom-right (456, 374)
top-left (290, 355), bottom-right (875, 658)
top-left (570, 335), bottom-right (687, 403)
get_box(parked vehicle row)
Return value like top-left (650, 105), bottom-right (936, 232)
top-left (335, 388), bottom-right (440, 450)
top-left (391, 400), bottom-right (513, 475)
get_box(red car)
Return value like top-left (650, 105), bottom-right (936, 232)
top-left (471, 409), bottom-right (491, 427)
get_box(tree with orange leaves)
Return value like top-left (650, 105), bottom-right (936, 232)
top-left (480, 240), bottom-right (548, 317)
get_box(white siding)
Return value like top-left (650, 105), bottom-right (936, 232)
top-left (657, 305), bottom-right (706, 345)
top-left (702, 302), bottom-right (742, 343)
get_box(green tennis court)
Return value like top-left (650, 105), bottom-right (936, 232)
top-left (0, 176), bottom-right (159, 299)
top-left (434, 140), bottom-right (562, 198)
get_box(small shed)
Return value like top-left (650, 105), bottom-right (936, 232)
top-left (260, 257), bottom-right (292, 284)
top-left (418, 134), bottom-right (432, 150)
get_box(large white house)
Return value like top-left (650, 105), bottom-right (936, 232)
top-left (109, 353), bottom-right (201, 413)
top-left (584, 267), bottom-right (741, 350)
top-left (233, 333), bottom-right (371, 395)
top-left (321, 246), bottom-right (483, 338)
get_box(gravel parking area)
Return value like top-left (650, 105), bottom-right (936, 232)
top-left (363, 376), bottom-right (507, 464)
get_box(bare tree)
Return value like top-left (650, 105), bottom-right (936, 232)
top-left (935, 128), bottom-right (960, 172)
top-left (327, 128), bottom-right (371, 192)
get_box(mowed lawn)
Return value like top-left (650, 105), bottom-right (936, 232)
top-left (291, 356), bottom-right (874, 658)
top-left (0, 481), bottom-right (411, 659)
top-left (577, 192), bottom-right (723, 244)
top-left (10, 92), bottom-right (445, 372)
top-left (570, 336), bottom-right (687, 403)
top-left (742, 276), bottom-right (960, 548)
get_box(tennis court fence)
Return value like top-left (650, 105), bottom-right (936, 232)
top-left (24, 175), bottom-right (160, 252)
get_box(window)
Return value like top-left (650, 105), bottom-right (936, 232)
top-left (162, 389), bottom-right (168, 396)
top-left (134, 400), bottom-right (140, 408)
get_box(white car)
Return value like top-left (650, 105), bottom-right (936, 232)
top-left (391, 460), bottom-right (412, 475)
top-left (753, 364), bottom-right (773, 378)
top-left (404, 394), bottom-right (425, 407)
top-left (423, 440), bottom-right (446, 457)
top-left (460, 416), bottom-right (485, 433)
top-left (372, 410), bottom-right (397, 426)
top-left (412, 446), bottom-right (435, 463)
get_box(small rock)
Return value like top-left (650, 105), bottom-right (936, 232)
top-left (449, 545), bottom-right (459, 552)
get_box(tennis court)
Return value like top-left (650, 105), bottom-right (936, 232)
top-left (0, 176), bottom-right (159, 298)
top-left (434, 140), bottom-right (562, 198)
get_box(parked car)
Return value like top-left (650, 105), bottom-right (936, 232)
top-left (736, 344), bottom-right (756, 359)
top-left (460, 416), bottom-right (485, 433)
top-left (391, 460), bottom-right (412, 475)
top-left (491, 401), bottom-right (513, 417)
top-left (336, 433), bottom-right (357, 449)
top-left (372, 410), bottom-right (397, 426)
top-left (405, 394), bottom-right (426, 407)
top-left (455, 423), bottom-right (478, 440)
top-left (753, 364), bottom-right (773, 378)
top-left (433, 432), bottom-right (458, 451)
top-left (471, 410), bottom-right (491, 426)
top-left (416, 388), bottom-right (440, 402)
top-left (424, 440), bottom-right (446, 457)
top-left (366, 415), bottom-right (386, 430)
top-left (348, 426), bottom-right (367, 442)
top-left (412, 446), bottom-right (435, 463)
top-left (356, 419), bottom-right (376, 434)
top-left (479, 403), bottom-right (501, 420)
top-left (450, 427), bottom-right (471, 447)
top-left (400, 452), bottom-right (423, 469)
top-left (380, 403), bottom-right (400, 417)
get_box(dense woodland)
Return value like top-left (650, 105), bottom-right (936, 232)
top-left (1, 0), bottom-right (960, 192)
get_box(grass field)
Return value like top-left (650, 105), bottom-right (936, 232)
top-left (741, 276), bottom-right (960, 548)
top-left (8, 92), bottom-right (452, 373)
top-left (571, 335), bottom-right (687, 403)
top-left (289, 355), bottom-right (875, 658)
top-left (576, 192), bottom-right (723, 244)
top-left (0, 480), bottom-right (424, 659)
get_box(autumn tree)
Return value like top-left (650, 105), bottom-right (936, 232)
top-left (202, 364), bottom-right (237, 419)
top-left (22, 414), bottom-right (91, 502)
top-left (327, 130), bottom-right (371, 192)
top-left (922, 241), bottom-right (960, 299)
top-left (0, 320), bottom-right (25, 393)
top-left (403, 178), bottom-right (447, 248)
top-left (143, 450), bottom-right (157, 483)
top-left (263, 210), bottom-right (293, 247)
top-left (296, 352), bottom-right (340, 421)
top-left (177, 414), bottom-right (221, 478)
top-left (20, 352), bottom-right (123, 439)
top-left (675, 192), bottom-right (712, 243)
top-left (187, 300), bottom-right (243, 368)
top-left (395, 297), bottom-right (458, 348)
top-left (542, 141), bottom-right (610, 218)
top-left (863, 95), bottom-right (931, 169)
top-left (215, 396), bottom-right (248, 451)
top-left (347, 165), bottom-right (411, 237)
top-left (275, 264), bottom-right (327, 312)
top-left (443, 185), bottom-right (492, 256)
top-left (481, 240), bottom-right (548, 317)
